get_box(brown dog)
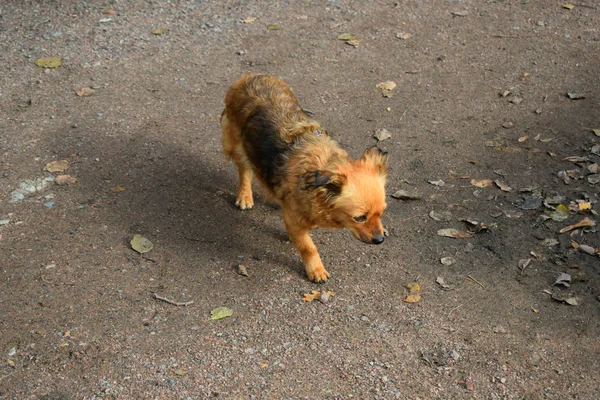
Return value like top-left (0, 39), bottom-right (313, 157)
top-left (221, 74), bottom-right (388, 282)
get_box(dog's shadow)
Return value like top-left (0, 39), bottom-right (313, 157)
top-left (43, 123), bottom-right (306, 280)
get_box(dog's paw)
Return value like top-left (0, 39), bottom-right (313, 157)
top-left (235, 195), bottom-right (254, 210)
top-left (307, 266), bottom-right (330, 283)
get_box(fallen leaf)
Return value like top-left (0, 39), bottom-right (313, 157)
top-left (587, 174), bottom-right (600, 185)
top-left (518, 258), bottom-right (531, 273)
top-left (563, 156), bottom-right (586, 163)
top-left (376, 81), bottom-right (397, 98)
top-left (509, 97), bottom-right (523, 105)
top-left (99, 18), bottom-right (113, 23)
top-left (210, 306), bottom-right (233, 320)
top-left (173, 369), bottom-right (186, 376)
top-left (373, 128), bottom-right (392, 141)
top-left (437, 228), bottom-right (473, 239)
top-left (470, 179), bottom-right (493, 188)
top-left (152, 28), bottom-right (167, 35)
top-left (429, 179), bottom-right (445, 187)
top-left (76, 87), bottom-right (95, 97)
top-left (518, 136), bottom-right (529, 142)
top-left (451, 10), bottom-right (469, 16)
top-left (592, 129), bottom-right (600, 137)
top-left (551, 293), bottom-right (580, 306)
top-left (553, 272), bottom-right (571, 287)
top-left (130, 234), bottom-right (153, 254)
top-left (396, 32), bottom-right (413, 40)
top-left (492, 326), bottom-right (507, 334)
top-left (577, 244), bottom-right (596, 255)
top-left (55, 175), bottom-right (78, 185)
top-left (436, 276), bottom-right (452, 290)
top-left (345, 39), bottom-right (360, 47)
top-left (404, 282), bottom-right (421, 303)
top-left (566, 92), bottom-right (585, 100)
top-left (266, 24), bottom-right (282, 30)
top-left (35, 57), bottom-right (62, 68)
top-left (494, 180), bottom-right (512, 192)
top-left (586, 163), bottom-right (599, 174)
top-left (502, 121), bottom-right (514, 129)
top-left (429, 210), bottom-right (452, 222)
top-left (448, 170), bottom-right (471, 179)
top-left (540, 238), bottom-right (559, 247)
top-left (109, 185), bottom-right (126, 193)
top-left (559, 217), bottom-right (596, 233)
top-left (44, 160), bottom-right (69, 173)
top-left (237, 264), bottom-right (248, 277)
top-left (577, 201), bottom-right (591, 212)
top-left (391, 189), bottom-right (421, 200)
top-left (337, 33), bottom-right (357, 41)
top-left (562, 3), bottom-right (574, 10)
top-left (546, 204), bottom-right (570, 221)
top-left (302, 290), bottom-right (321, 302)
top-left (242, 17), bottom-right (257, 23)
top-left (102, 9), bottom-right (117, 15)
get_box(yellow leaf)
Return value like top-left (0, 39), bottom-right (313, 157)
top-left (131, 234), bottom-right (153, 254)
top-left (562, 3), bottom-right (574, 10)
top-left (407, 282), bottom-right (420, 293)
top-left (302, 290), bottom-right (321, 302)
top-left (267, 24), bottom-right (283, 30)
top-left (260, 363), bottom-right (269, 368)
top-left (173, 369), bottom-right (186, 376)
top-left (44, 160), bottom-right (69, 173)
top-left (152, 28), bottom-right (167, 35)
top-left (404, 293), bottom-right (421, 303)
top-left (337, 33), bottom-right (357, 41)
top-left (578, 202), bottom-right (591, 212)
top-left (326, 290), bottom-right (336, 297)
top-left (59, 342), bottom-right (69, 347)
top-left (556, 204), bottom-right (569, 213)
top-left (35, 57), bottom-right (62, 68)
top-left (7, 360), bottom-right (15, 366)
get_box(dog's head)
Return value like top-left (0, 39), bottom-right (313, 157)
top-left (305, 146), bottom-right (388, 244)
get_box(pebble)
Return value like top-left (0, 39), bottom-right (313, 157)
top-left (360, 315), bottom-right (370, 322)
top-left (0, 219), bottom-right (10, 225)
top-left (236, 50), bottom-right (246, 55)
top-left (8, 348), bottom-right (16, 356)
top-left (536, 21), bottom-right (545, 27)
top-left (44, 202), bottom-right (56, 208)
top-left (11, 191), bottom-right (25, 201)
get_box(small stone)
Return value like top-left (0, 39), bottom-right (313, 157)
top-left (8, 348), bottom-right (16, 356)
top-left (578, 244), bottom-right (596, 255)
top-left (451, 349), bottom-right (460, 361)
top-left (0, 219), bottom-right (10, 225)
top-left (11, 191), bottom-right (25, 201)
top-left (312, 326), bottom-right (321, 332)
top-left (344, 305), bottom-right (355, 312)
top-left (500, 377), bottom-right (507, 384)
top-left (502, 121), bottom-right (514, 129)
top-left (536, 21), bottom-right (545, 27)
top-left (244, 347), bottom-right (256, 354)
top-left (464, 243), bottom-right (475, 252)
top-left (318, 291), bottom-right (330, 303)
top-left (360, 315), bottom-right (370, 322)
top-left (237, 264), bottom-right (249, 277)
top-left (236, 50), bottom-right (246, 55)
top-left (509, 97), bottom-right (523, 105)
top-left (587, 174), bottom-right (600, 185)
top-left (44, 202), bottom-right (56, 208)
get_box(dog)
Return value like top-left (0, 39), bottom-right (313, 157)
top-left (221, 74), bottom-right (388, 282)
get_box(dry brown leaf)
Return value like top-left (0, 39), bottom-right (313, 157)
top-left (518, 136), bottom-right (529, 142)
top-left (437, 228), bottom-right (473, 239)
top-left (559, 217), bottom-right (596, 233)
top-left (242, 17), bottom-right (257, 23)
top-left (103, 9), bottom-right (117, 15)
top-left (345, 39), bottom-right (360, 47)
top-left (494, 180), bottom-right (512, 192)
top-left (44, 160), bottom-right (69, 173)
top-left (404, 293), bottom-right (421, 303)
top-left (470, 179), bottom-right (493, 188)
top-left (76, 87), bottom-right (95, 97)
top-left (109, 185), bottom-right (126, 193)
top-left (404, 282), bottom-right (421, 303)
top-left (376, 81), bottom-right (396, 98)
top-left (396, 32), bottom-right (413, 40)
top-left (563, 156), bottom-right (586, 163)
top-left (55, 175), bottom-right (78, 185)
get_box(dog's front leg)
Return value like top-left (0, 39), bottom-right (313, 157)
top-left (283, 210), bottom-right (329, 283)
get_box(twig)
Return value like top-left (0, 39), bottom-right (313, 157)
top-left (466, 275), bottom-right (485, 288)
top-left (398, 109), bottom-right (408, 123)
top-left (448, 296), bottom-right (475, 318)
top-left (153, 293), bottom-right (194, 306)
top-left (31, 18), bottom-right (51, 30)
top-left (571, 3), bottom-right (597, 9)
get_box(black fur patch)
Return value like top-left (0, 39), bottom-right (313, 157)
top-left (241, 109), bottom-right (290, 188)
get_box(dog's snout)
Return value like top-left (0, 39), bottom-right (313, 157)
top-left (371, 235), bottom-right (384, 245)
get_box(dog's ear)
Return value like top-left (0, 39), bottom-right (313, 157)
top-left (303, 170), bottom-right (347, 199)
top-left (361, 146), bottom-right (389, 177)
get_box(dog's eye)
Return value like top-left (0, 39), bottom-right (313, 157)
top-left (353, 215), bottom-right (367, 223)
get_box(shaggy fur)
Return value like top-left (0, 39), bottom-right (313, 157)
top-left (221, 74), bottom-right (388, 282)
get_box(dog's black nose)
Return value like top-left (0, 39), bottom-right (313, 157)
top-left (372, 235), bottom-right (384, 245)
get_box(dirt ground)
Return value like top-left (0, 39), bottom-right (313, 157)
top-left (1, 0), bottom-right (599, 398)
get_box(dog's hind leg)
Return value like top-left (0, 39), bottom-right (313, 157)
top-left (221, 114), bottom-right (254, 210)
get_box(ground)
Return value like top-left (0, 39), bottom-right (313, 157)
top-left (1, 0), bottom-right (599, 399)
